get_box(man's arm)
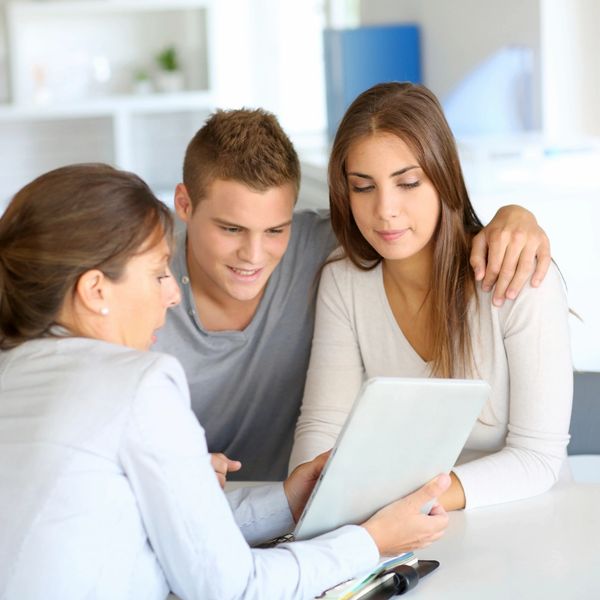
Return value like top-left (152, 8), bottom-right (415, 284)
top-left (470, 205), bottom-right (551, 306)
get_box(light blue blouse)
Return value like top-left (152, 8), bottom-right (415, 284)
top-left (0, 337), bottom-right (378, 599)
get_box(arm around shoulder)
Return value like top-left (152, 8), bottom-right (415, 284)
top-left (471, 204), bottom-right (551, 303)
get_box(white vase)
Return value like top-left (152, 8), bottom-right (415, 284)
top-left (154, 70), bottom-right (185, 94)
top-left (133, 79), bottom-right (153, 95)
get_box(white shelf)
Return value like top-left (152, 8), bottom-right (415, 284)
top-left (0, 0), bottom-right (216, 204)
top-left (6, 0), bottom-right (212, 104)
top-left (7, 0), bottom-right (212, 17)
top-left (0, 90), bottom-right (214, 120)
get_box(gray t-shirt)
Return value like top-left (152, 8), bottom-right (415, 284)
top-left (154, 210), bottom-right (336, 481)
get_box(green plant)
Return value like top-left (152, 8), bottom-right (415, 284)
top-left (156, 46), bottom-right (179, 72)
top-left (134, 68), bottom-right (150, 82)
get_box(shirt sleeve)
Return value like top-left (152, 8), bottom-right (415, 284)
top-left (453, 264), bottom-right (573, 508)
top-left (290, 262), bottom-right (365, 471)
top-left (119, 355), bottom-right (379, 600)
top-left (225, 483), bottom-right (294, 546)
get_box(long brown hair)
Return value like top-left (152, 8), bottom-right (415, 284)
top-left (0, 163), bottom-right (173, 350)
top-left (328, 82), bottom-right (483, 377)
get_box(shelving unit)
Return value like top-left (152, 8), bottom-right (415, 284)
top-left (0, 0), bottom-right (216, 209)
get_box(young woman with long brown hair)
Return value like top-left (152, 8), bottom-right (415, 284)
top-left (290, 82), bottom-right (572, 511)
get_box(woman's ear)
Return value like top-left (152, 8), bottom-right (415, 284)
top-left (174, 183), bottom-right (193, 222)
top-left (74, 269), bottom-right (111, 316)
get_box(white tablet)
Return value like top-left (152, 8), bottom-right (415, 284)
top-left (293, 377), bottom-right (488, 540)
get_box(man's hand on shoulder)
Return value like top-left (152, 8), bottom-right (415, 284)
top-left (470, 204), bottom-right (551, 306)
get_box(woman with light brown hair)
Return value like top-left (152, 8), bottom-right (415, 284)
top-left (0, 163), bottom-right (451, 599)
top-left (290, 82), bottom-right (572, 510)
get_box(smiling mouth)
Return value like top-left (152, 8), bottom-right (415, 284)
top-left (227, 266), bottom-right (263, 280)
top-left (376, 229), bottom-right (409, 241)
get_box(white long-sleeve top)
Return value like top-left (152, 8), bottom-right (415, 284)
top-left (290, 259), bottom-right (573, 509)
top-left (0, 337), bottom-right (378, 600)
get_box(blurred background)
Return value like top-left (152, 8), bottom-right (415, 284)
top-left (0, 0), bottom-right (598, 371)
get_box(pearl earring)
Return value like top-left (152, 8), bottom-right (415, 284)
top-left (100, 307), bottom-right (110, 316)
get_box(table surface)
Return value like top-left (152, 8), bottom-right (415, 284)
top-left (402, 481), bottom-right (600, 599)
top-left (170, 480), bottom-right (600, 600)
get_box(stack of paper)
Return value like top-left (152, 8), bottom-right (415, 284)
top-left (317, 552), bottom-right (416, 599)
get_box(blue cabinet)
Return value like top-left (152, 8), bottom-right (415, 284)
top-left (324, 24), bottom-right (421, 140)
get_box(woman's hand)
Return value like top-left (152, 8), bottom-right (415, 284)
top-left (362, 474), bottom-right (451, 555)
top-left (470, 205), bottom-right (551, 306)
top-left (283, 450), bottom-right (331, 522)
top-left (210, 453), bottom-right (242, 488)
top-left (438, 471), bottom-right (466, 511)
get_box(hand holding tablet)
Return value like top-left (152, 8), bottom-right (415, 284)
top-left (293, 377), bottom-right (488, 541)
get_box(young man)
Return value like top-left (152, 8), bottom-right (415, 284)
top-left (155, 109), bottom-right (550, 481)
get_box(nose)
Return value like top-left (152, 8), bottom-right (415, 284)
top-left (164, 268), bottom-right (181, 308)
top-left (237, 234), bottom-right (264, 265)
top-left (375, 187), bottom-right (399, 221)
top-left (168, 281), bottom-right (181, 307)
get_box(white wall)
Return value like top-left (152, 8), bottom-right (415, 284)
top-left (541, 0), bottom-right (600, 138)
top-left (0, 0), bottom-right (8, 103)
top-left (359, 0), bottom-right (421, 24)
top-left (359, 0), bottom-right (542, 128)
top-left (360, 0), bottom-right (600, 139)
top-left (211, 0), bottom-right (327, 141)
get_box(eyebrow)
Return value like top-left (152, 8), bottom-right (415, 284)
top-left (212, 218), bottom-right (293, 230)
top-left (347, 165), bottom-right (420, 179)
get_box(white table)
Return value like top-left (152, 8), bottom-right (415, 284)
top-left (406, 482), bottom-right (600, 599)
top-left (169, 481), bottom-right (599, 599)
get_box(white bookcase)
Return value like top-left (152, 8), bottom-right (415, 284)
top-left (0, 0), bottom-right (216, 209)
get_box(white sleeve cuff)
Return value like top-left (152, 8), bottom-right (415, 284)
top-left (226, 483), bottom-right (295, 546)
